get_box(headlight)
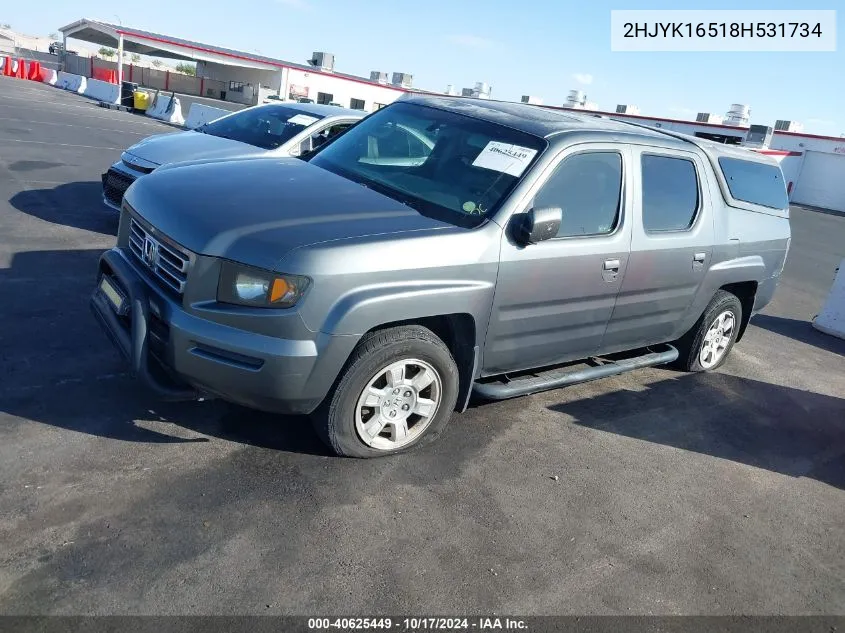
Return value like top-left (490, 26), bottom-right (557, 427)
top-left (217, 261), bottom-right (310, 308)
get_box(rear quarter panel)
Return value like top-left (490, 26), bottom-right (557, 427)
top-left (681, 159), bottom-right (791, 332)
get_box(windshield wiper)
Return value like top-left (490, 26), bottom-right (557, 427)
top-left (362, 180), bottom-right (423, 213)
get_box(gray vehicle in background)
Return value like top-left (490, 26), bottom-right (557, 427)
top-left (90, 94), bottom-right (791, 457)
top-left (102, 102), bottom-right (363, 210)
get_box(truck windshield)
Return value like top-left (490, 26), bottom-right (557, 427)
top-left (309, 101), bottom-right (547, 227)
top-left (200, 105), bottom-right (325, 150)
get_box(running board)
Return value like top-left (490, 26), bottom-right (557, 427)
top-left (472, 344), bottom-right (678, 401)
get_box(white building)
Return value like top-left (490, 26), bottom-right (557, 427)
top-left (59, 19), bottom-right (425, 112)
top-left (194, 54), bottom-right (409, 111)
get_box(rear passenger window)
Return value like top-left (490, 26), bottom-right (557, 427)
top-left (718, 157), bottom-right (789, 209)
top-left (641, 155), bottom-right (699, 232)
top-left (533, 152), bottom-right (622, 238)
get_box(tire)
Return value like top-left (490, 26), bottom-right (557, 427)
top-left (674, 290), bottom-right (743, 372)
top-left (311, 325), bottom-right (460, 458)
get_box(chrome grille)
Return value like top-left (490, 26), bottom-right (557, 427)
top-left (128, 219), bottom-right (190, 294)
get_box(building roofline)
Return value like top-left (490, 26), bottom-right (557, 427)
top-left (772, 129), bottom-right (845, 143)
top-left (542, 105), bottom-right (752, 132)
top-left (546, 105), bottom-right (844, 142)
top-left (118, 28), bottom-right (411, 92)
top-left (56, 19), bottom-right (845, 140)
top-left (60, 18), bottom-right (413, 94)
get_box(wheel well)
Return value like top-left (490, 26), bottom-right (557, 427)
top-left (720, 281), bottom-right (757, 342)
top-left (364, 314), bottom-right (477, 411)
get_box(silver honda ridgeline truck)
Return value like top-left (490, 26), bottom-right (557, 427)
top-left (91, 94), bottom-right (791, 457)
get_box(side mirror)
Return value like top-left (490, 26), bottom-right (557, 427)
top-left (515, 207), bottom-right (562, 245)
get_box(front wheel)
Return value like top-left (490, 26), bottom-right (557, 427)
top-left (311, 326), bottom-right (460, 457)
top-left (674, 290), bottom-right (743, 372)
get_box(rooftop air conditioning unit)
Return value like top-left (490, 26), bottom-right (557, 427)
top-left (775, 119), bottom-right (803, 132)
top-left (521, 95), bottom-right (543, 105)
top-left (308, 52), bottom-right (335, 72)
top-left (391, 72), bottom-right (413, 88)
top-left (697, 112), bottom-right (724, 124)
top-left (369, 71), bottom-right (388, 84)
top-left (724, 103), bottom-right (751, 126)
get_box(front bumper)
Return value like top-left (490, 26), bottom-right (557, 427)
top-left (90, 248), bottom-right (353, 414)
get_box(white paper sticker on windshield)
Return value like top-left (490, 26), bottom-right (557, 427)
top-left (471, 142), bottom-right (538, 177)
top-left (288, 114), bottom-right (320, 126)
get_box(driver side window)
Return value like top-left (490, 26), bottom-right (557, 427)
top-left (532, 151), bottom-right (623, 238)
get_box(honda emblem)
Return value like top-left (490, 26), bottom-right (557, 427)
top-left (142, 236), bottom-right (160, 269)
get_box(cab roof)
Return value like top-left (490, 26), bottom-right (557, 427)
top-left (399, 94), bottom-right (779, 167)
top-left (399, 94), bottom-right (669, 141)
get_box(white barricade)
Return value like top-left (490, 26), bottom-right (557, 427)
top-left (813, 258), bottom-right (845, 340)
top-left (41, 68), bottom-right (58, 85)
top-left (83, 77), bottom-right (120, 104)
top-left (184, 103), bottom-right (229, 129)
top-left (145, 94), bottom-right (185, 126)
top-left (56, 72), bottom-right (86, 94)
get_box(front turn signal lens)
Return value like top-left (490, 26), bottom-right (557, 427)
top-left (269, 278), bottom-right (291, 303)
top-left (217, 261), bottom-right (310, 308)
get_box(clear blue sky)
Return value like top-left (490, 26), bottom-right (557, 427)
top-left (4, 0), bottom-right (841, 135)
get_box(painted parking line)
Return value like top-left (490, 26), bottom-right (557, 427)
top-left (0, 104), bottom-right (169, 130)
top-left (0, 116), bottom-right (149, 136)
top-left (0, 93), bottom-right (167, 122)
top-left (0, 89), bottom-right (174, 131)
top-left (2, 139), bottom-right (122, 150)
top-left (0, 93), bottom-right (141, 112)
top-left (2, 180), bottom-right (68, 185)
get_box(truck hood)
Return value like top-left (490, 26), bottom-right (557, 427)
top-left (124, 157), bottom-right (454, 271)
top-left (125, 130), bottom-right (262, 167)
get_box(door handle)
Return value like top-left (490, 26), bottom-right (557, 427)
top-left (602, 259), bottom-right (620, 282)
top-left (603, 259), bottom-right (620, 271)
top-left (693, 252), bottom-right (706, 263)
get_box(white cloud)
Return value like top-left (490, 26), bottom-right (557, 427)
top-left (447, 34), bottom-right (494, 49)
top-left (572, 73), bottom-right (593, 85)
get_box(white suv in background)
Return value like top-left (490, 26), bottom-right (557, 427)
top-left (102, 102), bottom-right (364, 211)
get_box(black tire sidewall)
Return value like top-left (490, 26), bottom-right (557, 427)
top-left (319, 329), bottom-right (459, 458)
top-left (687, 292), bottom-right (743, 372)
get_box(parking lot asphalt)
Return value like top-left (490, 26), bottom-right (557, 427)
top-left (0, 76), bottom-right (843, 616)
